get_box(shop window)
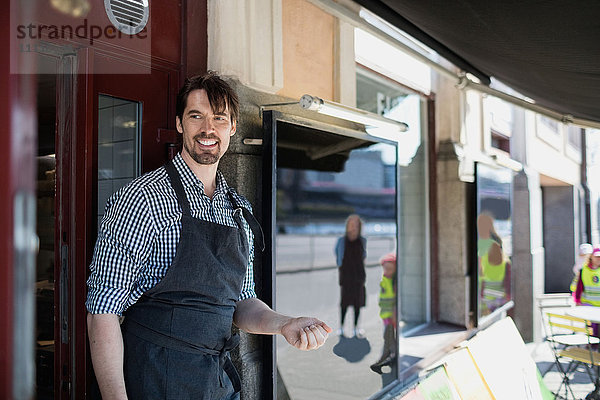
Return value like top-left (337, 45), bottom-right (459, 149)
top-left (356, 67), bottom-right (428, 331)
top-left (536, 115), bottom-right (562, 149)
top-left (475, 163), bottom-right (513, 323)
top-left (485, 96), bottom-right (512, 154)
top-left (354, 66), bottom-right (436, 389)
top-left (97, 95), bottom-right (141, 224)
top-left (540, 115), bottom-right (559, 132)
top-left (354, 28), bottom-right (431, 95)
top-left (567, 125), bottom-right (582, 150)
top-left (491, 130), bottom-right (510, 153)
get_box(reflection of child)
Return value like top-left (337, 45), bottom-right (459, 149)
top-left (370, 253), bottom-right (397, 374)
top-left (480, 241), bottom-right (511, 313)
top-left (570, 243), bottom-right (593, 300)
top-left (477, 214), bottom-right (511, 315)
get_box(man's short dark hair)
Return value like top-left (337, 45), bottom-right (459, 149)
top-left (176, 71), bottom-right (239, 124)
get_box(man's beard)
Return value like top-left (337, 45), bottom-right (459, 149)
top-left (184, 134), bottom-right (220, 165)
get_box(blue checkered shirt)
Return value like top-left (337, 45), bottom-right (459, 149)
top-left (86, 153), bottom-right (256, 315)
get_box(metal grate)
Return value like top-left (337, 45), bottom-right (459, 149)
top-left (104, 0), bottom-right (149, 35)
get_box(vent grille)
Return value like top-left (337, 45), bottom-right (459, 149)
top-left (105, 0), bottom-right (149, 35)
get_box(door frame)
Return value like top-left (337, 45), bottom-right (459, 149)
top-left (32, 41), bottom-right (86, 400)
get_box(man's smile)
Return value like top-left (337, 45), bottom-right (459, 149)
top-left (195, 138), bottom-right (219, 148)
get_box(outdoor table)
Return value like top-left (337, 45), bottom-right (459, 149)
top-left (566, 306), bottom-right (600, 400)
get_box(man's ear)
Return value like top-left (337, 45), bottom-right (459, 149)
top-left (176, 116), bottom-right (183, 134)
top-left (230, 120), bottom-right (237, 136)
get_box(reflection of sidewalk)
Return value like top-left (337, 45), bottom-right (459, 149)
top-left (277, 263), bottom-right (380, 275)
top-left (275, 266), bottom-right (470, 399)
top-left (275, 234), bottom-right (396, 273)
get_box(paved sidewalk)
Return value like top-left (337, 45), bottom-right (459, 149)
top-left (528, 341), bottom-right (596, 399)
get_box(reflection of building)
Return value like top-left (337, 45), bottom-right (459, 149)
top-left (278, 150), bottom-right (396, 221)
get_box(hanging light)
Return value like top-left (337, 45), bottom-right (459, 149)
top-left (299, 94), bottom-right (408, 140)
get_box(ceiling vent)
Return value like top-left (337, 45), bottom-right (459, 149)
top-left (104, 0), bottom-right (149, 35)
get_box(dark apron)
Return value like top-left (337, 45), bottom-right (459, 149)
top-left (122, 160), bottom-right (264, 400)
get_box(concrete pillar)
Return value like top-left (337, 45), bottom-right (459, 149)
top-left (208, 0), bottom-right (283, 94)
top-left (219, 81), bottom-right (274, 400)
top-left (529, 171), bottom-right (546, 342)
top-left (437, 140), bottom-right (470, 327)
top-left (511, 168), bottom-right (545, 342)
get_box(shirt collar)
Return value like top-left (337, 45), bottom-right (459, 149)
top-left (172, 153), bottom-right (229, 196)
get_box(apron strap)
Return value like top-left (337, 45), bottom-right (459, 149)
top-left (165, 160), bottom-right (192, 216)
top-left (220, 335), bottom-right (242, 393)
top-left (227, 191), bottom-right (265, 252)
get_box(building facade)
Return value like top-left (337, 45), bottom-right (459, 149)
top-left (1, 0), bottom-right (593, 398)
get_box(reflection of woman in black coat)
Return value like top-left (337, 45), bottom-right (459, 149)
top-left (335, 214), bottom-right (367, 337)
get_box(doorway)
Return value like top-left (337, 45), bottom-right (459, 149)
top-left (33, 46), bottom-right (77, 400)
top-left (35, 58), bottom-right (58, 400)
top-left (31, 43), bottom-right (179, 397)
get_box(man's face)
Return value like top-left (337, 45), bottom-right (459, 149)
top-left (176, 89), bottom-right (236, 166)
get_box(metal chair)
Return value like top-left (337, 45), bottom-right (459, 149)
top-left (537, 294), bottom-right (589, 377)
top-left (546, 312), bottom-right (600, 399)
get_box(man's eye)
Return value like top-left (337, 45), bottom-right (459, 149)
top-left (215, 116), bottom-right (226, 121)
top-left (190, 115), bottom-right (202, 119)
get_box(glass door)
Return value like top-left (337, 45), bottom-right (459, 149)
top-left (97, 94), bottom-right (141, 226)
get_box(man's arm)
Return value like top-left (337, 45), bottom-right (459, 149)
top-left (233, 298), bottom-right (332, 350)
top-left (87, 313), bottom-right (128, 399)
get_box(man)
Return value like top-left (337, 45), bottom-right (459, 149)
top-left (86, 71), bottom-right (331, 400)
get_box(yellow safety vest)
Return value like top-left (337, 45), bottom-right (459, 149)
top-left (481, 253), bottom-right (507, 300)
top-left (379, 276), bottom-right (395, 319)
top-left (581, 265), bottom-right (600, 306)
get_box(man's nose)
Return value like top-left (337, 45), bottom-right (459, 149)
top-left (200, 117), bottom-right (215, 133)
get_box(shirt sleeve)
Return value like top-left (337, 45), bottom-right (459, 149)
top-left (335, 237), bottom-right (343, 266)
top-left (86, 185), bottom-right (156, 315)
top-left (238, 203), bottom-right (257, 300)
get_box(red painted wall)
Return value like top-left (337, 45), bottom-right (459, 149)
top-left (20, 1), bottom-right (182, 65)
top-left (0, 6), bottom-right (14, 395)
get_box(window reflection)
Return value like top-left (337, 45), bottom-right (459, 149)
top-left (275, 139), bottom-right (398, 399)
top-left (97, 94), bottom-right (141, 224)
top-left (357, 67), bottom-right (429, 340)
top-left (476, 163), bottom-right (513, 320)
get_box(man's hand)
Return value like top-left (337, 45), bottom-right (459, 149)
top-left (233, 298), bottom-right (332, 350)
top-left (280, 317), bottom-right (332, 350)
